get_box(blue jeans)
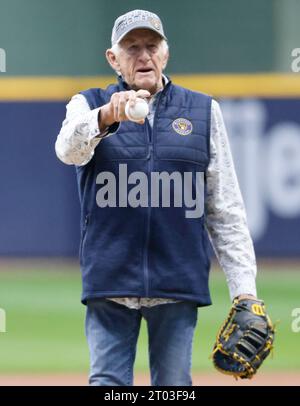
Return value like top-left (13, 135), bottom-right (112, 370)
top-left (85, 299), bottom-right (198, 386)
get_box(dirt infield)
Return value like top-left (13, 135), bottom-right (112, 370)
top-left (0, 372), bottom-right (299, 386)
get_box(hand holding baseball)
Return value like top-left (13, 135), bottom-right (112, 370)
top-left (125, 97), bottom-right (149, 122)
top-left (99, 89), bottom-right (150, 131)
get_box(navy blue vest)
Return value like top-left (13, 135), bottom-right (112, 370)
top-left (77, 77), bottom-right (212, 306)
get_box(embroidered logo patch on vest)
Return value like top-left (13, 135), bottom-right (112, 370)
top-left (172, 118), bottom-right (193, 136)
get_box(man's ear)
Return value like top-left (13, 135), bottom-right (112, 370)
top-left (106, 49), bottom-right (120, 71)
top-left (162, 50), bottom-right (169, 70)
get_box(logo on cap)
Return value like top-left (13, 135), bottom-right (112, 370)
top-left (172, 118), bottom-right (193, 136)
top-left (149, 17), bottom-right (161, 31)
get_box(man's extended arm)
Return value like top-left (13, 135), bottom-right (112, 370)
top-left (55, 90), bottom-right (149, 166)
top-left (205, 100), bottom-right (257, 301)
top-left (55, 94), bottom-right (115, 166)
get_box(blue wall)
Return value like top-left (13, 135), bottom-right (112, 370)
top-left (221, 98), bottom-right (300, 257)
top-left (0, 98), bottom-right (299, 257)
top-left (0, 102), bottom-right (80, 256)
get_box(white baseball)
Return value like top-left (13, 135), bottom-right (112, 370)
top-left (125, 98), bottom-right (149, 122)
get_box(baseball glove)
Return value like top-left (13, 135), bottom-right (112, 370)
top-left (211, 297), bottom-right (275, 379)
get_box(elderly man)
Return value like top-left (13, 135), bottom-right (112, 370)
top-left (55, 10), bottom-right (260, 386)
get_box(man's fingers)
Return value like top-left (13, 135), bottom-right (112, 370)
top-left (128, 90), bottom-right (150, 108)
top-left (110, 93), bottom-right (120, 121)
top-left (111, 92), bottom-right (127, 121)
top-left (117, 93), bottom-right (127, 121)
top-left (136, 89), bottom-right (151, 99)
top-left (128, 91), bottom-right (137, 107)
top-left (110, 90), bottom-right (150, 122)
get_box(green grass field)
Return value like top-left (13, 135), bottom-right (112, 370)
top-left (0, 264), bottom-right (299, 374)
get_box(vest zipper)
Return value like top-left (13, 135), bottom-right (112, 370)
top-left (143, 122), bottom-right (153, 296)
top-left (80, 214), bottom-right (90, 259)
top-left (143, 86), bottom-right (168, 296)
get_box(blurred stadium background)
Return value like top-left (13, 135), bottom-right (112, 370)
top-left (0, 0), bottom-right (299, 386)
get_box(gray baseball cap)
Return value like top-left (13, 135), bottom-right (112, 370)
top-left (111, 9), bottom-right (167, 46)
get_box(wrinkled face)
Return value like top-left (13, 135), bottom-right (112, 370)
top-left (107, 29), bottom-right (169, 94)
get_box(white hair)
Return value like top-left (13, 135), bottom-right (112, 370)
top-left (110, 39), bottom-right (169, 57)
